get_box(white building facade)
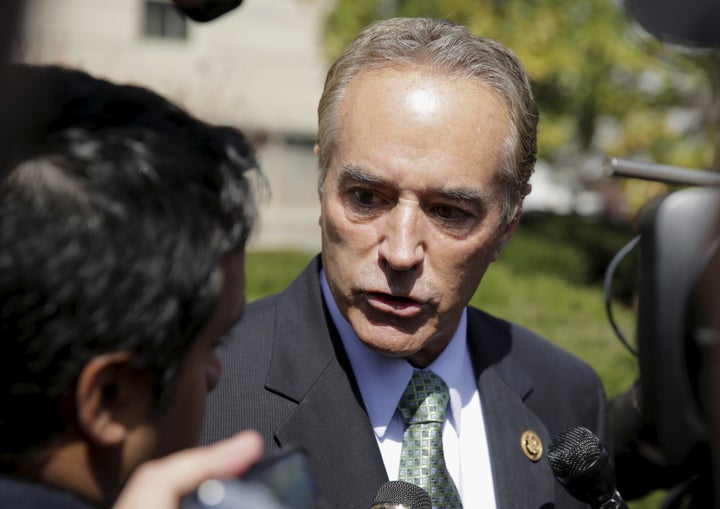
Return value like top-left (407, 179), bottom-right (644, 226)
top-left (20, 0), bottom-right (329, 251)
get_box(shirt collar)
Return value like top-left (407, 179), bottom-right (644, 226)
top-left (320, 270), bottom-right (468, 437)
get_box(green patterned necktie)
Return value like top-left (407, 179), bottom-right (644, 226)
top-left (397, 370), bottom-right (463, 509)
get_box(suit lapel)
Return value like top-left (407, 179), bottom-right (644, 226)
top-left (264, 257), bottom-right (388, 508)
top-left (467, 309), bottom-right (556, 508)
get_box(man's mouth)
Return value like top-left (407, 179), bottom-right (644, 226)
top-left (364, 291), bottom-right (426, 317)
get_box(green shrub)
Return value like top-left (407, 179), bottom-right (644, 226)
top-left (245, 250), bottom-right (314, 302)
top-left (515, 212), bottom-right (639, 305)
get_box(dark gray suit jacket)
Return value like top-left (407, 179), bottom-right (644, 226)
top-left (202, 256), bottom-right (608, 508)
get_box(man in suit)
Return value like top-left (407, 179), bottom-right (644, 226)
top-left (203, 17), bottom-right (608, 509)
top-left (0, 64), bottom-right (264, 508)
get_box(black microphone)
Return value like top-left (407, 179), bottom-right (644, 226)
top-left (547, 426), bottom-right (628, 509)
top-left (370, 481), bottom-right (432, 509)
top-left (171, 0), bottom-right (244, 22)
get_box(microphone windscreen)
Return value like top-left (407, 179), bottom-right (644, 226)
top-left (370, 481), bottom-right (431, 509)
top-left (547, 426), bottom-right (603, 478)
top-left (547, 426), bottom-right (626, 508)
top-left (172, 0), bottom-right (243, 22)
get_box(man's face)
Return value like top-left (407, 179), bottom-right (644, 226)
top-left (319, 68), bottom-right (517, 367)
top-left (126, 249), bottom-right (246, 468)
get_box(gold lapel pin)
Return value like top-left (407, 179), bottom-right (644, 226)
top-left (520, 430), bottom-right (543, 462)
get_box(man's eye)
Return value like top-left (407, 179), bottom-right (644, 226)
top-left (432, 204), bottom-right (470, 221)
top-left (353, 189), bottom-right (379, 206)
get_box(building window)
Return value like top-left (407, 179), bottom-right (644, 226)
top-left (144, 0), bottom-right (187, 39)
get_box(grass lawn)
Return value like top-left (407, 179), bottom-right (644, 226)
top-left (243, 213), bottom-right (666, 508)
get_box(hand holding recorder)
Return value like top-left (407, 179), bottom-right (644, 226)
top-left (114, 431), bottom-right (263, 509)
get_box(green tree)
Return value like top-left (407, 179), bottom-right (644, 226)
top-left (320, 0), bottom-right (720, 174)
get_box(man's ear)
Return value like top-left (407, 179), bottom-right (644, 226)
top-left (75, 352), bottom-right (149, 447)
top-left (313, 143), bottom-right (320, 156)
top-left (491, 212), bottom-right (521, 262)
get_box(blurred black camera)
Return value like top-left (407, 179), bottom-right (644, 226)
top-left (605, 158), bottom-right (718, 505)
top-left (181, 447), bottom-right (319, 509)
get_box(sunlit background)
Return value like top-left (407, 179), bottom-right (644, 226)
top-left (18, 0), bottom-right (720, 253)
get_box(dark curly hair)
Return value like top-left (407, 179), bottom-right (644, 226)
top-left (0, 64), bottom-right (264, 465)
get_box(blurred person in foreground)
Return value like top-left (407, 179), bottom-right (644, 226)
top-left (203, 17), bottom-right (608, 509)
top-left (0, 64), bottom-right (264, 508)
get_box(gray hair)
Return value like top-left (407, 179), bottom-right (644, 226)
top-left (317, 17), bottom-right (538, 223)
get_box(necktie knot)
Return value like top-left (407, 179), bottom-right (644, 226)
top-left (398, 370), bottom-right (449, 426)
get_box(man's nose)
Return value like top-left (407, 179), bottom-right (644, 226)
top-left (378, 203), bottom-right (426, 271)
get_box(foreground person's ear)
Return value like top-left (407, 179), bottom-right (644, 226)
top-left (76, 351), bottom-right (148, 446)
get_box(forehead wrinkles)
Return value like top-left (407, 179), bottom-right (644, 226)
top-left (332, 69), bottom-right (510, 207)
